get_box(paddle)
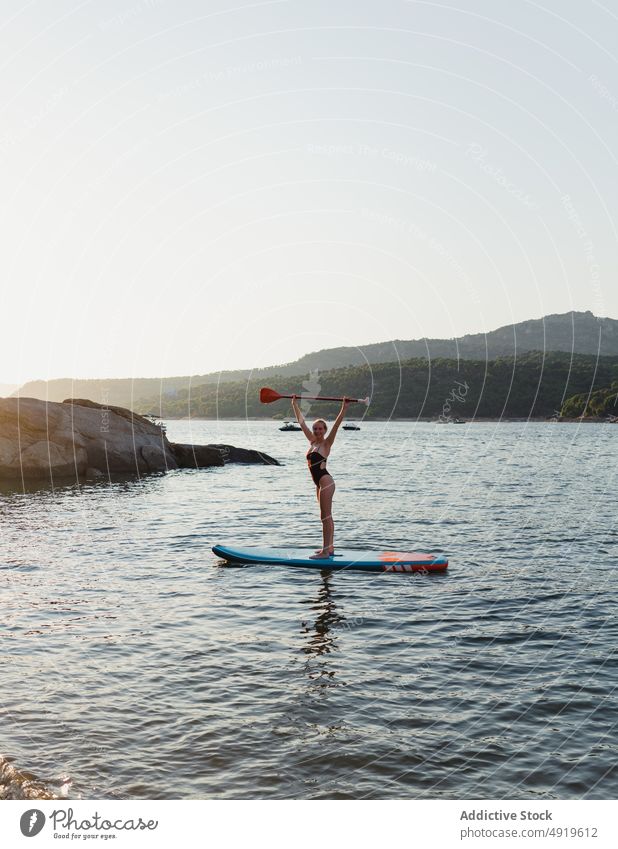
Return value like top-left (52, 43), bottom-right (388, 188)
top-left (260, 387), bottom-right (370, 405)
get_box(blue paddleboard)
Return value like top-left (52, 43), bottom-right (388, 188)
top-left (212, 544), bottom-right (448, 572)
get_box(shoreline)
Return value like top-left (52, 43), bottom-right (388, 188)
top-left (157, 416), bottom-right (611, 424)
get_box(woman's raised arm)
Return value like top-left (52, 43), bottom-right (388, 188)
top-left (325, 398), bottom-right (351, 447)
top-left (291, 396), bottom-right (314, 441)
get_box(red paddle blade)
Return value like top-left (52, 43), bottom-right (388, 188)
top-left (259, 387), bottom-right (282, 404)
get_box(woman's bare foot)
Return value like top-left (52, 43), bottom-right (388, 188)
top-left (310, 549), bottom-right (333, 559)
top-left (315, 548), bottom-right (334, 555)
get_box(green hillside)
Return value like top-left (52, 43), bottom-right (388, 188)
top-left (13, 311), bottom-right (618, 407)
top-left (136, 352), bottom-right (618, 420)
top-left (561, 383), bottom-right (618, 418)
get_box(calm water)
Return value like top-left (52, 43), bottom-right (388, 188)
top-left (1, 421), bottom-right (616, 800)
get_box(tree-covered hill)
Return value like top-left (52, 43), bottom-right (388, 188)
top-left (561, 383), bottom-right (618, 418)
top-left (136, 352), bottom-right (618, 420)
top-left (11, 311), bottom-right (618, 406)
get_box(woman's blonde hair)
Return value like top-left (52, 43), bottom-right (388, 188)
top-left (312, 418), bottom-right (328, 432)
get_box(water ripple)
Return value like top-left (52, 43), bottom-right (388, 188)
top-left (0, 421), bottom-right (616, 799)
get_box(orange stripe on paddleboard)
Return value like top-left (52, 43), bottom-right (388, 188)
top-left (379, 551), bottom-right (436, 562)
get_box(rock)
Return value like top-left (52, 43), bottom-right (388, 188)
top-left (209, 443), bottom-right (280, 465)
top-left (140, 444), bottom-right (177, 470)
top-left (169, 443), bottom-right (279, 468)
top-left (0, 397), bottom-right (178, 482)
top-left (20, 440), bottom-right (88, 478)
top-left (0, 397), bottom-right (280, 483)
top-left (0, 756), bottom-right (58, 800)
top-left (63, 398), bottom-right (151, 427)
top-left (0, 436), bottom-right (18, 467)
top-left (170, 443), bottom-right (225, 468)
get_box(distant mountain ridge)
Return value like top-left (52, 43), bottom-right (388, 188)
top-left (137, 351), bottom-right (618, 420)
top-left (11, 311), bottom-right (618, 407)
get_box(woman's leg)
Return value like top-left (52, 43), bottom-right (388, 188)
top-left (314, 483), bottom-right (334, 553)
top-left (313, 476), bottom-right (335, 557)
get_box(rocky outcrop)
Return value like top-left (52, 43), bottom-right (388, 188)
top-left (208, 444), bottom-right (280, 465)
top-left (0, 756), bottom-right (59, 800)
top-left (0, 397), bottom-right (176, 482)
top-left (169, 443), bottom-right (279, 467)
top-left (0, 397), bottom-right (279, 483)
top-left (170, 443), bottom-right (225, 468)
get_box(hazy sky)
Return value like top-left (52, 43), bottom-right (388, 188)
top-left (1, 0), bottom-right (617, 383)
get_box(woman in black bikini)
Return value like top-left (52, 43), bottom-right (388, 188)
top-left (291, 395), bottom-right (350, 559)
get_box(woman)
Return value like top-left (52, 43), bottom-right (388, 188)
top-left (291, 395), bottom-right (350, 559)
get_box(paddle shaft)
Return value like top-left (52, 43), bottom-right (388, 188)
top-left (260, 386), bottom-right (370, 405)
top-left (288, 393), bottom-right (366, 403)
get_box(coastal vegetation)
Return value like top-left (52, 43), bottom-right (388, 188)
top-left (560, 382), bottom-right (618, 418)
top-left (136, 352), bottom-right (618, 420)
top-left (10, 311), bottom-right (618, 407)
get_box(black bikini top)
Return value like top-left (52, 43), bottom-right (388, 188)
top-left (306, 446), bottom-right (327, 465)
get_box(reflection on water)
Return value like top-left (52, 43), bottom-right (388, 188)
top-left (302, 573), bottom-right (344, 655)
top-left (0, 421), bottom-right (616, 799)
top-left (300, 573), bottom-right (344, 707)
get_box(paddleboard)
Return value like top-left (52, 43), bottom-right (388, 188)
top-left (212, 544), bottom-right (448, 573)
